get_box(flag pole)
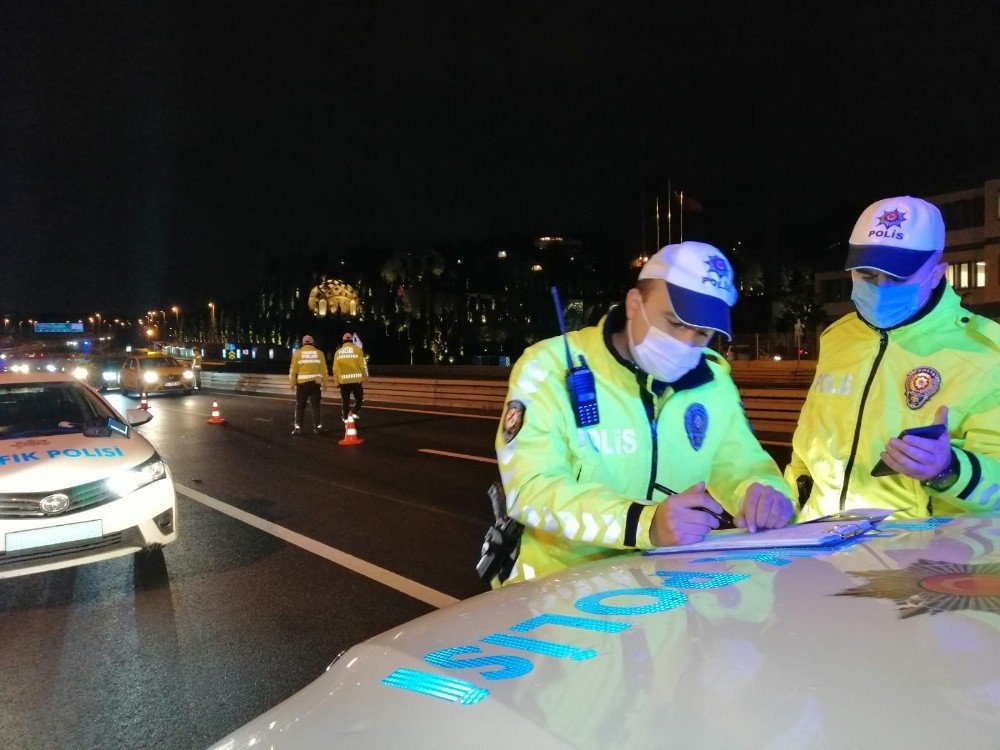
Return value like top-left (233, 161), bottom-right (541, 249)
top-left (679, 190), bottom-right (684, 242)
top-left (640, 181), bottom-right (647, 256)
top-left (655, 193), bottom-right (661, 251)
top-left (666, 180), bottom-right (672, 246)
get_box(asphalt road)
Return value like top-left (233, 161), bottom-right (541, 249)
top-left (0, 389), bottom-right (792, 750)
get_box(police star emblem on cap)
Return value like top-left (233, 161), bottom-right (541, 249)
top-left (704, 255), bottom-right (731, 284)
top-left (875, 208), bottom-right (907, 231)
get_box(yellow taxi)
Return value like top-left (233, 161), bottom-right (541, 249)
top-left (119, 354), bottom-right (195, 397)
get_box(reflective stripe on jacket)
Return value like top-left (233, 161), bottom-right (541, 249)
top-left (289, 345), bottom-right (328, 387)
top-left (494, 306), bottom-right (791, 586)
top-left (787, 284), bottom-right (1000, 520)
top-left (333, 343), bottom-right (368, 385)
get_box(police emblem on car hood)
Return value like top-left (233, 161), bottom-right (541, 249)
top-left (834, 559), bottom-right (1000, 619)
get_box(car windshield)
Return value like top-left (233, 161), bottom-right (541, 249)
top-left (140, 357), bottom-right (180, 369)
top-left (99, 358), bottom-right (126, 370)
top-left (0, 382), bottom-right (118, 438)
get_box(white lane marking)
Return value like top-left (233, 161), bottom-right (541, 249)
top-left (175, 483), bottom-right (459, 609)
top-left (418, 448), bottom-right (497, 464)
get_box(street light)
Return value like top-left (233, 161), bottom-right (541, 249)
top-left (208, 302), bottom-right (216, 338)
top-left (171, 306), bottom-right (180, 338)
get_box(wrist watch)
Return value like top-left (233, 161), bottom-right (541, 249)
top-left (921, 450), bottom-right (960, 492)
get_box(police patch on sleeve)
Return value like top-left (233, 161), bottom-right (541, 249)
top-left (684, 403), bottom-right (708, 450)
top-left (905, 367), bottom-right (941, 410)
top-left (502, 400), bottom-right (526, 443)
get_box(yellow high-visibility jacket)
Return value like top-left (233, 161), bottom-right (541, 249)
top-left (289, 344), bottom-right (328, 387)
top-left (787, 284), bottom-right (1000, 520)
top-left (494, 305), bottom-right (792, 586)
top-left (333, 343), bottom-right (368, 385)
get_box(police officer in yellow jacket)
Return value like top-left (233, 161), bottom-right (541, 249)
top-left (289, 334), bottom-right (329, 436)
top-left (787, 196), bottom-right (1000, 519)
top-left (333, 332), bottom-right (368, 421)
top-left (495, 242), bottom-right (795, 586)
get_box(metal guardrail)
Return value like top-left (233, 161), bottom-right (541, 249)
top-left (201, 373), bottom-right (508, 413)
top-left (202, 366), bottom-right (812, 438)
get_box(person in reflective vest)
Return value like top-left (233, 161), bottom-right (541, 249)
top-left (333, 332), bottom-right (368, 421)
top-left (787, 196), bottom-right (1000, 519)
top-left (289, 335), bottom-right (329, 436)
top-left (494, 242), bottom-right (795, 586)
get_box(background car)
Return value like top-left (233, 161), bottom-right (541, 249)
top-left (119, 354), bottom-right (195, 396)
top-left (209, 515), bottom-right (1000, 749)
top-left (3, 355), bottom-right (69, 374)
top-left (72, 355), bottom-right (126, 392)
top-left (0, 372), bottom-right (178, 579)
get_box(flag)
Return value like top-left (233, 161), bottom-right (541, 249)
top-left (674, 191), bottom-right (704, 213)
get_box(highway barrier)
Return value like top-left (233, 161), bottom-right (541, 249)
top-left (202, 361), bottom-right (813, 439)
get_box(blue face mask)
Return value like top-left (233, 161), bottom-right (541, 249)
top-left (851, 274), bottom-right (932, 329)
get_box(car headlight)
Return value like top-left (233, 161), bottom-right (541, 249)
top-left (72, 366), bottom-right (89, 380)
top-left (143, 371), bottom-right (159, 384)
top-left (45, 364), bottom-right (57, 372)
top-left (102, 371), bottom-right (117, 381)
top-left (106, 455), bottom-right (168, 498)
top-left (183, 370), bottom-right (194, 380)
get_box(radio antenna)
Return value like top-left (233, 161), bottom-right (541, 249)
top-left (550, 287), bottom-right (574, 369)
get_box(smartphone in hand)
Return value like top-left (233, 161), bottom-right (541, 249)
top-left (870, 423), bottom-right (947, 477)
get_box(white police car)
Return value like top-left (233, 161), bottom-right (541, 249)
top-left (210, 514), bottom-right (1000, 749)
top-left (0, 372), bottom-right (177, 578)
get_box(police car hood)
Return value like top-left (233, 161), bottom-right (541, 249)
top-left (210, 516), bottom-right (1000, 750)
top-left (0, 433), bottom-right (154, 492)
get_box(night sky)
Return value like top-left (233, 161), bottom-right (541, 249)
top-left (3, 1), bottom-right (999, 314)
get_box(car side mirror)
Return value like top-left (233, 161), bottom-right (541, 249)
top-left (125, 408), bottom-right (153, 426)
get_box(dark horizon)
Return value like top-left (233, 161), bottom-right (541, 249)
top-left (3, 2), bottom-right (999, 315)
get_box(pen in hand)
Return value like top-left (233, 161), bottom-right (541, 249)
top-left (653, 482), bottom-right (736, 529)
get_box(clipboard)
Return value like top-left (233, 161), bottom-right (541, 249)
top-left (644, 519), bottom-right (876, 555)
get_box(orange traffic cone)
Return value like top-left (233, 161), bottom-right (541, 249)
top-left (338, 412), bottom-right (363, 446)
top-left (139, 393), bottom-right (150, 411)
top-left (206, 400), bottom-right (227, 425)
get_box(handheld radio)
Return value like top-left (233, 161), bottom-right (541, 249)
top-left (551, 287), bottom-right (600, 427)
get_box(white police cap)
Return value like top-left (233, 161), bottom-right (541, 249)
top-left (846, 196), bottom-right (945, 279)
top-left (639, 241), bottom-right (739, 339)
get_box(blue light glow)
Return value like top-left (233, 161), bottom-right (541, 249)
top-left (654, 571), bottom-right (749, 589)
top-left (381, 668), bottom-right (489, 705)
top-left (575, 587), bottom-right (688, 616)
top-left (480, 633), bottom-right (597, 661)
top-left (425, 645), bottom-right (533, 680)
top-left (510, 613), bottom-right (632, 634)
top-left (692, 548), bottom-right (825, 567)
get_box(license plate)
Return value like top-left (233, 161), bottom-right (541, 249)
top-left (6, 520), bottom-right (104, 552)
top-left (163, 381), bottom-right (180, 387)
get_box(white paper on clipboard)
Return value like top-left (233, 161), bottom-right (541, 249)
top-left (644, 519), bottom-right (876, 555)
